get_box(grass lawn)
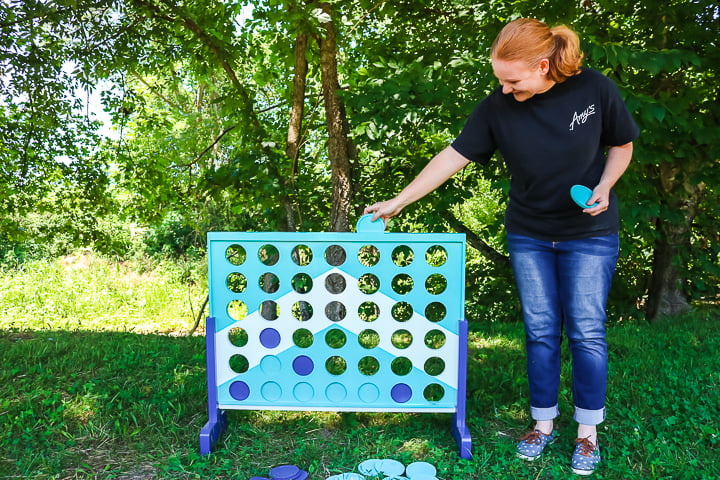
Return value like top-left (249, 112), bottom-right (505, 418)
top-left (1, 254), bottom-right (718, 479)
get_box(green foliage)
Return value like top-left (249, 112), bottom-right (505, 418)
top-left (0, 253), bottom-right (205, 333)
top-left (2, 0), bottom-right (718, 317)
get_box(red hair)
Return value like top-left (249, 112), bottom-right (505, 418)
top-left (491, 18), bottom-right (584, 83)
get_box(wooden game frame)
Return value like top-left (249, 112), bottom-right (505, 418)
top-left (200, 227), bottom-right (471, 459)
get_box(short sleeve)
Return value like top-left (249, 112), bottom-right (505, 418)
top-left (600, 77), bottom-right (640, 146)
top-left (451, 97), bottom-right (497, 165)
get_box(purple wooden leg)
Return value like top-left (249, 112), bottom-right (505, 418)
top-left (200, 317), bottom-right (227, 454)
top-left (452, 318), bottom-right (472, 459)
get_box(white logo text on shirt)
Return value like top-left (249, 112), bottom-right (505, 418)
top-left (569, 104), bottom-right (596, 131)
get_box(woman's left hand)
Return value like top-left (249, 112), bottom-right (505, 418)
top-left (583, 184), bottom-right (611, 216)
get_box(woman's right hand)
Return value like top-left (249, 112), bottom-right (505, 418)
top-left (363, 197), bottom-right (406, 224)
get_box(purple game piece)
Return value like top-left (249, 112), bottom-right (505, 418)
top-left (270, 464), bottom-right (299, 480)
top-left (260, 328), bottom-right (281, 348)
top-left (391, 383), bottom-right (412, 403)
top-left (229, 381), bottom-right (250, 401)
top-left (292, 355), bottom-right (314, 376)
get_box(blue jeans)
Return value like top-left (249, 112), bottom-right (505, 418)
top-left (507, 233), bottom-right (619, 426)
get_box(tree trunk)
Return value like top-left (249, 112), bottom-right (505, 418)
top-left (646, 162), bottom-right (705, 321)
top-left (316, 2), bottom-right (355, 233)
top-left (287, 32), bottom-right (308, 176)
top-left (282, 30), bottom-right (309, 232)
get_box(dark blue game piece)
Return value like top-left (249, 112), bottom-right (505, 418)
top-left (270, 464), bottom-right (300, 480)
top-left (292, 355), bottom-right (314, 376)
top-left (229, 381), bottom-right (250, 401)
top-left (390, 384), bottom-right (412, 403)
top-left (260, 328), bottom-right (281, 348)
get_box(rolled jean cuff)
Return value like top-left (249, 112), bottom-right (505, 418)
top-left (531, 405), bottom-right (560, 421)
top-left (574, 406), bottom-right (605, 425)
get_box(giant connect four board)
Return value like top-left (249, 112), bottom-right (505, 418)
top-left (200, 216), bottom-right (471, 458)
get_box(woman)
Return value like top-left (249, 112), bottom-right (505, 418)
top-left (364, 18), bottom-right (639, 476)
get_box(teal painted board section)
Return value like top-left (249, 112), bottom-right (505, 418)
top-left (216, 324), bottom-right (456, 409)
top-left (207, 230), bottom-right (465, 412)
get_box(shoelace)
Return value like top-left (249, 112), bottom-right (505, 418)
top-left (519, 430), bottom-right (548, 445)
top-left (574, 437), bottom-right (598, 456)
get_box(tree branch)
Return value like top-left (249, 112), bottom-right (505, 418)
top-left (191, 125), bottom-right (235, 166)
top-left (439, 210), bottom-right (511, 270)
top-left (131, 71), bottom-right (182, 111)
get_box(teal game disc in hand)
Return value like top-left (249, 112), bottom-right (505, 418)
top-left (570, 185), bottom-right (599, 209)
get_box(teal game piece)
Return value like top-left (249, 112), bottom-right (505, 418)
top-left (405, 462), bottom-right (437, 478)
top-left (570, 185), bottom-right (599, 209)
top-left (356, 213), bottom-right (385, 233)
top-left (358, 459), bottom-right (382, 476)
top-left (200, 216), bottom-right (472, 459)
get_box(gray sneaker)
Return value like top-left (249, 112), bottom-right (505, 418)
top-left (516, 430), bottom-right (556, 460)
top-left (571, 437), bottom-right (601, 475)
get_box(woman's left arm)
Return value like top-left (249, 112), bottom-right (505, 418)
top-left (585, 142), bottom-right (634, 216)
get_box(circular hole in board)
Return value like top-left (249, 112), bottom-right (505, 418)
top-left (392, 245), bottom-right (414, 266)
top-left (325, 356), bottom-right (347, 375)
top-left (325, 245), bottom-right (346, 266)
top-left (292, 328), bottom-right (314, 348)
top-left (227, 300), bottom-right (248, 321)
top-left (358, 356), bottom-right (379, 376)
top-left (425, 273), bottom-right (447, 295)
top-left (358, 244), bottom-right (380, 267)
top-left (291, 244), bottom-right (313, 266)
top-left (226, 244), bottom-right (246, 266)
top-left (325, 273), bottom-right (346, 294)
top-left (229, 354), bottom-right (249, 374)
top-left (424, 329), bottom-right (446, 349)
top-left (226, 273), bottom-right (247, 293)
top-left (423, 383), bottom-right (445, 402)
top-left (391, 302), bottom-right (413, 322)
top-left (292, 273), bottom-right (313, 294)
top-left (424, 357), bottom-right (445, 376)
top-left (425, 302), bottom-right (446, 322)
top-left (426, 245), bottom-right (447, 267)
top-left (292, 301), bottom-right (313, 321)
top-left (358, 301), bottom-right (379, 322)
top-left (391, 357), bottom-right (412, 376)
top-left (325, 301), bottom-right (346, 322)
top-left (391, 274), bottom-right (413, 295)
top-left (258, 244), bottom-right (279, 266)
top-left (391, 329), bottom-right (413, 349)
top-left (259, 272), bottom-right (280, 293)
top-left (325, 328), bottom-right (347, 349)
top-left (358, 329), bottom-right (380, 349)
top-left (260, 300), bottom-right (280, 320)
top-left (358, 273), bottom-right (380, 294)
top-left (228, 327), bottom-right (248, 347)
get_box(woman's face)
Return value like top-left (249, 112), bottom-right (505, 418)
top-left (491, 58), bottom-right (555, 102)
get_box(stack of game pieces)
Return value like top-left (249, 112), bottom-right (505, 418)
top-left (250, 464), bottom-right (308, 480)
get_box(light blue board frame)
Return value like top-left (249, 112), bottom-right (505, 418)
top-left (200, 228), bottom-right (472, 458)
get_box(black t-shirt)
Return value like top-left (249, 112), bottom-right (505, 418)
top-left (451, 68), bottom-right (640, 242)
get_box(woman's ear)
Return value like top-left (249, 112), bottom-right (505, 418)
top-left (538, 58), bottom-right (550, 75)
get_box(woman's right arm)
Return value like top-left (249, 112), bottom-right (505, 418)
top-left (364, 145), bottom-right (471, 223)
